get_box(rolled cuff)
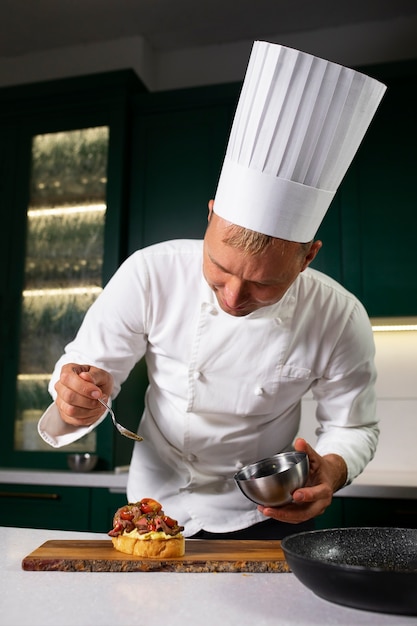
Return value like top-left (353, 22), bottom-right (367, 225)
top-left (37, 402), bottom-right (107, 448)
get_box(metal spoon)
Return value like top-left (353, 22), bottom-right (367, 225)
top-left (97, 397), bottom-right (143, 442)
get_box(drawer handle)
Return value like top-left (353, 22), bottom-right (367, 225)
top-left (0, 491), bottom-right (60, 500)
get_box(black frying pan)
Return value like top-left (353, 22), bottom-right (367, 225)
top-left (281, 527), bottom-right (417, 615)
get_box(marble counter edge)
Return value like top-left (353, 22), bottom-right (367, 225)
top-left (0, 468), bottom-right (128, 490)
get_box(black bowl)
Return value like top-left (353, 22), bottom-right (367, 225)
top-left (281, 527), bottom-right (417, 615)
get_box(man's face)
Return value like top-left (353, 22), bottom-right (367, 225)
top-left (203, 213), bottom-right (320, 317)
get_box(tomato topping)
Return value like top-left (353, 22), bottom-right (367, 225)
top-left (120, 509), bottom-right (134, 521)
top-left (164, 516), bottom-right (176, 528)
top-left (140, 498), bottom-right (162, 514)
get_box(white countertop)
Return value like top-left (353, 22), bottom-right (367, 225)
top-left (3, 526), bottom-right (415, 626)
top-left (0, 467), bottom-right (127, 491)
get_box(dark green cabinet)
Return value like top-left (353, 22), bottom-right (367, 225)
top-left (316, 496), bottom-right (417, 530)
top-left (312, 59), bottom-right (417, 316)
top-left (348, 63), bottom-right (417, 316)
top-left (343, 497), bottom-right (417, 528)
top-left (90, 488), bottom-right (128, 533)
top-left (127, 83), bottom-right (240, 252)
top-left (0, 71), bottom-right (145, 471)
top-left (0, 484), bottom-right (91, 531)
top-left (0, 483), bottom-right (127, 532)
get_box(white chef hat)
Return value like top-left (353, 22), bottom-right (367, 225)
top-left (214, 41), bottom-right (386, 242)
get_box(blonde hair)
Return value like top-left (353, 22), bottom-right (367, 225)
top-left (220, 222), bottom-right (311, 257)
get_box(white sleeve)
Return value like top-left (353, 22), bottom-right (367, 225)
top-left (38, 402), bottom-right (107, 448)
top-left (312, 301), bottom-right (378, 485)
top-left (38, 251), bottom-right (149, 448)
top-left (49, 251), bottom-right (149, 397)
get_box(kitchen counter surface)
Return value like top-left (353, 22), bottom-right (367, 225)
top-left (3, 526), bottom-right (416, 626)
top-left (0, 467), bottom-right (127, 490)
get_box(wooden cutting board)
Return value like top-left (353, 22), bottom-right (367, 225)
top-left (22, 539), bottom-right (290, 573)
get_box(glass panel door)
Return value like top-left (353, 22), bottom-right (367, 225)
top-left (14, 127), bottom-right (109, 452)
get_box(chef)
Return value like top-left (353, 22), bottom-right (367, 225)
top-left (38, 41), bottom-right (386, 539)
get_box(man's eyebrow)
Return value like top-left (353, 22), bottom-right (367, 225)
top-left (208, 251), bottom-right (230, 273)
top-left (208, 251), bottom-right (282, 286)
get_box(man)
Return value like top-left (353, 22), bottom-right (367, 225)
top-left (38, 42), bottom-right (386, 539)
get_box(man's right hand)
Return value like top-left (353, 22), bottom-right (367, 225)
top-left (54, 363), bottom-right (114, 427)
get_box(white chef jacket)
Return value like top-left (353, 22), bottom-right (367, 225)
top-left (38, 239), bottom-right (378, 536)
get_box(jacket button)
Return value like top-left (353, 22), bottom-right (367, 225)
top-left (193, 370), bottom-right (202, 380)
top-left (186, 454), bottom-right (197, 462)
top-left (254, 386), bottom-right (264, 396)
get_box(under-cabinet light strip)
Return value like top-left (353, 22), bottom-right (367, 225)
top-left (27, 203), bottom-right (106, 217)
top-left (371, 317), bottom-right (417, 332)
top-left (372, 323), bottom-right (417, 332)
top-left (23, 286), bottom-right (102, 297)
top-left (18, 374), bottom-right (51, 381)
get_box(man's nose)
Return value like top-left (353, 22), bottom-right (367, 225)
top-left (224, 277), bottom-right (247, 305)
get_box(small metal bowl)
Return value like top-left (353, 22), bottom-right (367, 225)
top-left (234, 451), bottom-right (309, 507)
top-left (67, 453), bottom-right (99, 472)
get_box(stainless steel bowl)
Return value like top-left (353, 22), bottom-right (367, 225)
top-left (234, 451), bottom-right (309, 507)
top-left (67, 453), bottom-right (98, 472)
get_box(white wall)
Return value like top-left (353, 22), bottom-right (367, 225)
top-left (0, 16), bottom-right (416, 91)
top-left (299, 331), bottom-right (417, 474)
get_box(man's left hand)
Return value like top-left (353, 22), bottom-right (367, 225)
top-left (258, 437), bottom-right (348, 524)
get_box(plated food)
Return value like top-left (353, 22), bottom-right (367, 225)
top-left (108, 498), bottom-right (185, 558)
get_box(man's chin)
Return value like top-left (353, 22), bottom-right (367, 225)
top-left (218, 300), bottom-right (257, 317)
top-left (225, 308), bottom-right (251, 317)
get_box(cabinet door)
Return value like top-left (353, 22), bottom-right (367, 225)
top-left (313, 61), bottom-right (417, 316)
top-left (16, 127), bottom-right (110, 453)
top-left (0, 126), bottom-right (20, 387)
top-left (312, 62), bottom-right (417, 317)
top-left (343, 497), bottom-right (417, 529)
top-left (0, 72), bottom-right (141, 470)
top-left (0, 484), bottom-right (90, 531)
top-left (347, 66), bottom-right (417, 316)
top-left (2, 123), bottom-right (116, 470)
top-left (90, 488), bottom-right (128, 533)
top-left (127, 84), bottom-right (240, 252)
top-left (314, 497), bottom-right (344, 529)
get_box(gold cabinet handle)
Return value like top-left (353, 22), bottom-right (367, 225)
top-left (0, 491), bottom-right (60, 500)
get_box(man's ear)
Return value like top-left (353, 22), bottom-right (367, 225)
top-left (208, 199), bottom-right (214, 221)
top-left (301, 240), bottom-right (322, 272)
